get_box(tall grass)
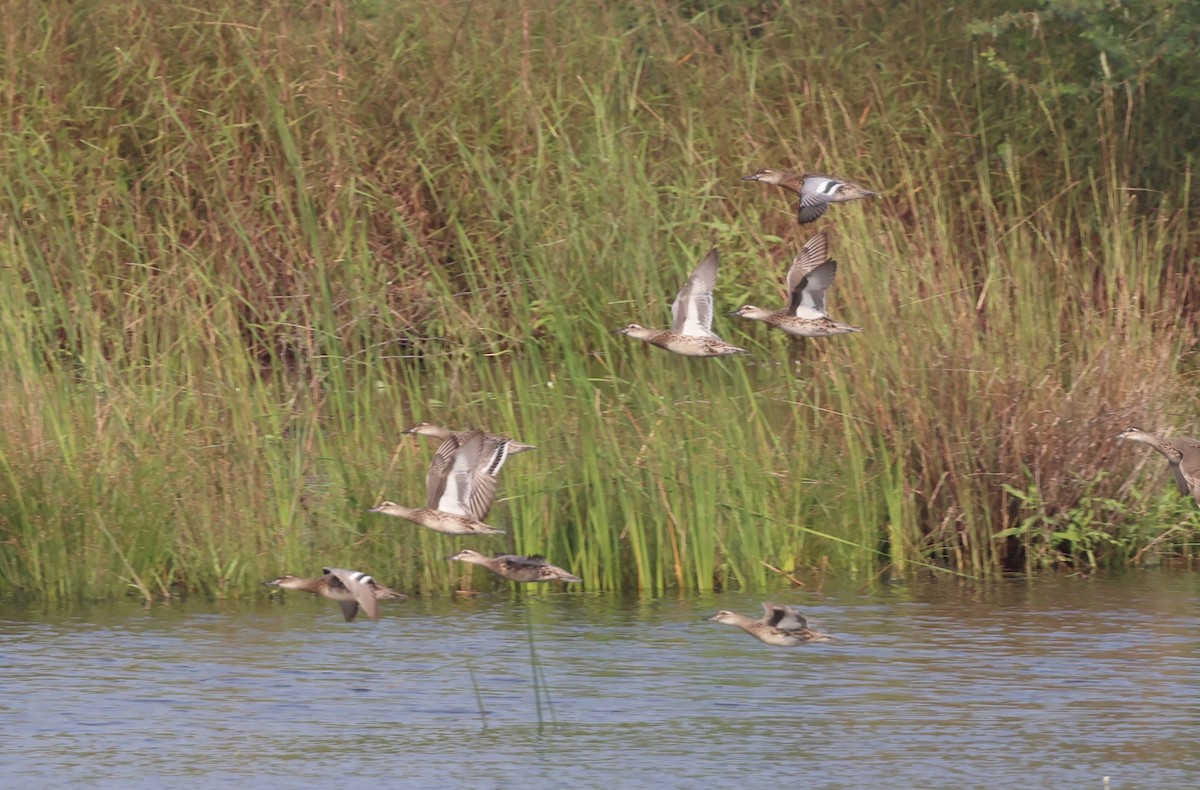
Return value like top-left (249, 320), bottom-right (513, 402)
top-left (0, 0), bottom-right (1197, 600)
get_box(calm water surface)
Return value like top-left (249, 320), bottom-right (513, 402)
top-left (3, 573), bottom-right (1197, 788)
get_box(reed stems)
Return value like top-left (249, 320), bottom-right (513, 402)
top-left (0, 0), bottom-right (1196, 600)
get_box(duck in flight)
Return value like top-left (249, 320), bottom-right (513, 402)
top-left (742, 168), bottom-right (877, 225)
top-left (728, 231), bottom-right (861, 337)
top-left (447, 548), bottom-right (582, 583)
top-left (264, 567), bottom-right (406, 622)
top-left (616, 247), bottom-right (748, 357)
top-left (1114, 427), bottom-right (1200, 507)
top-left (403, 422), bottom-right (537, 456)
top-left (369, 433), bottom-right (508, 535)
top-left (705, 602), bottom-right (833, 646)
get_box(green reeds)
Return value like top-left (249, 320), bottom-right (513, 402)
top-left (0, 0), bottom-right (1196, 600)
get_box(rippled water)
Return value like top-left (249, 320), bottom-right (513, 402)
top-left (3, 573), bottom-right (1198, 788)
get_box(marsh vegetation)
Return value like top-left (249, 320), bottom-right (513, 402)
top-left (1, 0), bottom-right (1198, 600)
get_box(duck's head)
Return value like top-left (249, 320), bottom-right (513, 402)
top-left (728, 304), bottom-right (769, 320)
top-left (615, 323), bottom-right (645, 335)
top-left (447, 548), bottom-right (486, 564)
top-left (1114, 427), bottom-right (1152, 442)
top-left (368, 500), bottom-right (406, 516)
top-left (741, 168), bottom-right (786, 185)
top-left (403, 421), bottom-right (438, 436)
top-left (705, 610), bottom-right (738, 624)
top-left (264, 574), bottom-right (302, 589)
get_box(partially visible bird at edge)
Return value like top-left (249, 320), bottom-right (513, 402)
top-left (1115, 426), bottom-right (1200, 507)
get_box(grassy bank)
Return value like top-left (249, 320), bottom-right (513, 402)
top-left (1, 0), bottom-right (1198, 600)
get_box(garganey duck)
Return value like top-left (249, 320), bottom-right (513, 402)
top-left (447, 548), bottom-right (582, 583)
top-left (403, 422), bottom-right (537, 456)
top-left (616, 247), bottom-right (748, 357)
top-left (742, 168), bottom-right (877, 225)
top-left (728, 231), bottom-right (861, 337)
top-left (403, 423), bottom-right (530, 521)
top-left (1114, 427), bottom-right (1200, 506)
top-left (705, 602), bottom-right (832, 646)
top-left (264, 567), bottom-right (405, 622)
top-left (369, 433), bottom-right (507, 534)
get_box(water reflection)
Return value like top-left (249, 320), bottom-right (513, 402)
top-left (2, 573), bottom-right (1197, 788)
